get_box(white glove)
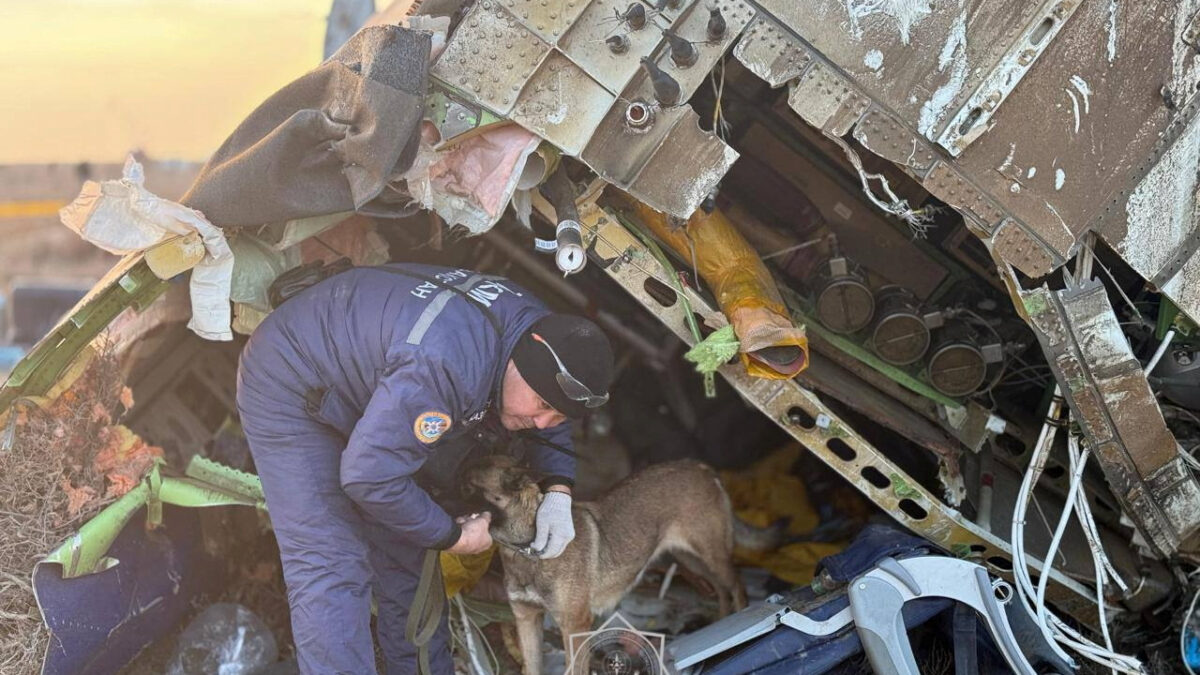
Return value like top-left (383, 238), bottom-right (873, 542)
top-left (531, 491), bottom-right (574, 559)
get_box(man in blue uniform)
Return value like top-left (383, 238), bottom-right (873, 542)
top-left (236, 263), bottom-right (615, 674)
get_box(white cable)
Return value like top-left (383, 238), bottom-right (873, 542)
top-left (1145, 328), bottom-right (1176, 375)
top-left (1011, 399), bottom-right (1146, 673)
top-left (1183, 587), bottom-right (1200, 675)
top-left (827, 135), bottom-right (936, 238)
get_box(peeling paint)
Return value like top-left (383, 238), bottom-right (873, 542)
top-left (918, 7), bottom-right (967, 138)
top-left (1172, 0), bottom-right (1200, 99)
top-left (840, 0), bottom-right (934, 45)
top-left (1106, 0), bottom-right (1119, 64)
top-left (864, 49), bottom-right (884, 71)
top-left (1055, 168), bottom-right (1066, 190)
top-left (1072, 305), bottom-right (1133, 372)
top-left (1122, 115), bottom-right (1200, 276)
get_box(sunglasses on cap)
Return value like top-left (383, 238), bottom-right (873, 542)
top-left (531, 333), bottom-right (609, 409)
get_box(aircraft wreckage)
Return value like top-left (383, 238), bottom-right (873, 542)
top-left (5, 0), bottom-right (1200, 672)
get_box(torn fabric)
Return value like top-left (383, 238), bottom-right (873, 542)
top-left (59, 156), bottom-right (235, 341)
top-left (180, 25), bottom-right (431, 227)
top-left (409, 123), bottom-right (543, 234)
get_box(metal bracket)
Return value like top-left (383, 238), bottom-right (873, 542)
top-left (936, 0), bottom-right (1083, 156)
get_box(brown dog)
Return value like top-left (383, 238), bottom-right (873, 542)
top-left (462, 456), bottom-right (747, 675)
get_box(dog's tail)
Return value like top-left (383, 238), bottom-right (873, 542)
top-left (732, 516), bottom-right (789, 552)
top-left (710, 470), bottom-right (788, 552)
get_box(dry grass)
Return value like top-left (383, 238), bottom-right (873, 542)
top-left (0, 341), bottom-right (129, 673)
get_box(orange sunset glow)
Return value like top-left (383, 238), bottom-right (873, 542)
top-left (0, 0), bottom-right (348, 164)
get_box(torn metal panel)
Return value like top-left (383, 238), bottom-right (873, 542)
top-left (430, 0), bottom-right (742, 217)
top-left (948, 0), bottom-right (1200, 271)
top-left (1099, 108), bottom-right (1200, 322)
top-left (748, 0), bottom-right (1200, 288)
top-left (852, 107), bottom-right (938, 176)
top-left (753, 0), bottom-right (1048, 143)
top-left (787, 62), bottom-right (871, 137)
top-left (733, 14), bottom-right (812, 88)
top-left (581, 95), bottom-right (692, 186)
top-left (580, 67), bottom-right (738, 216)
top-left (1022, 279), bottom-right (1200, 556)
top-left (626, 111), bottom-right (740, 217)
top-left (991, 219), bottom-right (1056, 275)
top-left (920, 161), bottom-right (1008, 234)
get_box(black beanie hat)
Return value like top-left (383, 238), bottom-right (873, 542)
top-left (511, 314), bottom-right (614, 419)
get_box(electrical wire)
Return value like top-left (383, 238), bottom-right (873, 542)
top-left (1011, 399), bottom-right (1146, 674)
top-left (1144, 328), bottom-right (1176, 375)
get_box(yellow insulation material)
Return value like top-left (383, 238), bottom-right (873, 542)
top-left (721, 445), bottom-right (842, 585)
top-left (626, 199), bottom-right (808, 379)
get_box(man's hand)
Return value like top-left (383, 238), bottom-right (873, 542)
top-left (531, 490), bottom-right (574, 559)
top-left (447, 512), bottom-right (492, 555)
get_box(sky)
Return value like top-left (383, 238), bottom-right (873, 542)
top-left (0, 0), bottom-right (351, 164)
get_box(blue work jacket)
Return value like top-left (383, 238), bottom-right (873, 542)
top-left (238, 263), bottom-right (576, 550)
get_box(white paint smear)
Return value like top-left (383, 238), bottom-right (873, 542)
top-left (918, 6), bottom-right (967, 138)
top-left (1055, 169), bottom-right (1066, 190)
top-left (1066, 90), bottom-right (1080, 134)
top-left (998, 142), bottom-right (1016, 172)
top-left (1070, 75), bottom-right (1091, 114)
top-left (1106, 0), bottom-right (1119, 63)
top-left (840, 0), bottom-right (934, 45)
top-left (864, 49), bottom-right (884, 71)
top-left (1027, 167), bottom-right (1037, 178)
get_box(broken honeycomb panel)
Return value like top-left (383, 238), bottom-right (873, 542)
top-left (429, 0), bottom-right (552, 115)
top-left (508, 52), bottom-right (615, 156)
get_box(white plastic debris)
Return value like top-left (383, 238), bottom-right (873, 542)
top-left (59, 155), bottom-right (235, 341)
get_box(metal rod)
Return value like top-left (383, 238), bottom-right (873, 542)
top-left (1145, 328), bottom-right (1176, 375)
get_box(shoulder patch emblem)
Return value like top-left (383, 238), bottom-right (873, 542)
top-left (414, 412), bottom-right (452, 444)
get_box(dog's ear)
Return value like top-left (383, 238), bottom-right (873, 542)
top-left (502, 466), bottom-right (533, 494)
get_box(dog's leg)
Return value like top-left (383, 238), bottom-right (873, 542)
top-left (511, 601), bottom-right (545, 675)
top-left (553, 600), bottom-right (595, 675)
top-left (673, 548), bottom-right (745, 616)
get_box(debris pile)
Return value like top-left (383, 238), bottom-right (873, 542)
top-left (0, 341), bottom-right (160, 671)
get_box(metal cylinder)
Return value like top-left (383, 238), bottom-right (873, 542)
top-left (814, 257), bottom-right (874, 335)
top-left (927, 321), bottom-right (988, 397)
top-left (869, 286), bottom-right (930, 366)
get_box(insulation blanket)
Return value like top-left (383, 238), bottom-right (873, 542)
top-left (59, 156), bottom-right (234, 341)
top-left (628, 200), bottom-right (809, 379)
